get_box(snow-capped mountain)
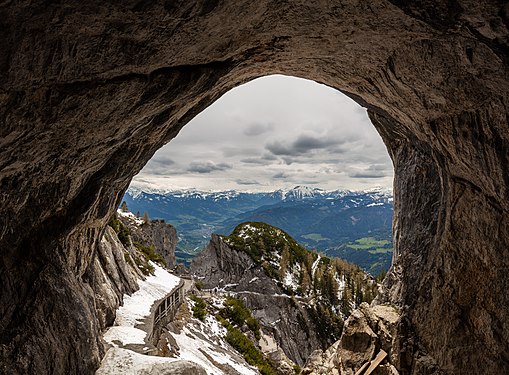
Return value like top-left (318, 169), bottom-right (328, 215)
top-left (122, 186), bottom-right (394, 275)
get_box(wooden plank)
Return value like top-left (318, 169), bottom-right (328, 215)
top-left (354, 361), bottom-right (370, 375)
top-left (364, 350), bottom-right (387, 375)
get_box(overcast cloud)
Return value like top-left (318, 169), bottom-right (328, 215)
top-left (131, 75), bottom-right (393, 192)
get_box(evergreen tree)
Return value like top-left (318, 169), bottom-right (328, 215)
top-left (142, 211), bottom-right (149, 223)
top-left (120, 201), bottom-right (128, 212)
top-left (279, 244), bottom-right (290, 278)
top-left (300, 262), bottom-right (311, 294)
top-left (304, 252), bottom-right (314, 275)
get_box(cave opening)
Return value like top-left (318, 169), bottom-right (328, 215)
top-left (1, 2), bottom-right (508, 374)
top-left (124, 74), bottom-right (395, 276)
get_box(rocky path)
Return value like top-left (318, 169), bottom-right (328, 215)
top-left (96, 265), bottom-right (258, 375)
top-left (96, 263), bottom-right (185, 374)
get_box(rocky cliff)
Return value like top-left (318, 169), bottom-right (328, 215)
top-left (86, 226), bottom-right (141, 330)
top-left (118, 212), bottom-right (178, 269)
top-left (302, 303), bottom-right (401, 375)
top-left (191, 222), bottom-right (378, 366)
top-left (1, 1), bottom-right (509, 374)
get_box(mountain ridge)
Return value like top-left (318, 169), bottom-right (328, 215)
top-left (123, 186), bottom-right (394, 275)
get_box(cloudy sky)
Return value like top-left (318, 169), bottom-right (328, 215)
top-left (131, 75), bottom-right (393, 192)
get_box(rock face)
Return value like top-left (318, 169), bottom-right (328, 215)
top-left (119, 215), bottom-right (178, 269)
top-left (86, 226), bottom-right (141, 329)
top-left (1, 1), bottom-right (509, 374)
top-left (191, 234), bottom-right (322, 365)
top-left (302, 303), bottom-right (401, 375)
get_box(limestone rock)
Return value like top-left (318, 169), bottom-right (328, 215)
top-left (86, 226), bottom-right (140, 328)
top-left (339, 307), bottom-right (379, 373)
top-left (302, 303), bottom-right (401, 375)
top-left (119, 216), bottom-right (177, 269)
top-left (137, 360), bottom-right (207, 375)
top-left (301, 342), bottom-right (341, 375)
top-left (191, 234), bottom-right (323, 365)
top-left (1, 1), bottom-right (509, 374)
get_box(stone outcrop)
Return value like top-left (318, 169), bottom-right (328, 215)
top-left (86, 226), bottom-right (141, 329)
top-left (191, 234), bottom-right (323, 366)
top-left (1, 1), bottom-right (509, 374)
top-left (119, 215), bottom-right (178, 269)
top-left (137, 360), bottom-right (207, 375)
top-left (302, 303), bottom-right (402, 375)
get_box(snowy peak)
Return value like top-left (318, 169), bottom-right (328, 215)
top-left (127, 185), bottom-right (391, 202)
top-left (282, 186), bottom-right (325, 200)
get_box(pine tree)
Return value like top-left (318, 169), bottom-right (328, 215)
top-left (304, 252), bottom-right (314, 275)
top-left (300, 262), bottom-right (311, 294)
top-left (120, 201), bottom-right (128, 212)
top-left (142, 211), bottom-right (149, 223)
top-left (279, 244), bottom-right (290, 278)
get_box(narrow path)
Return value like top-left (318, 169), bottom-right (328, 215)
top-left (97, 264), bottom-right (182, 373)
top-left (96, 265), bottom-right (258, 375)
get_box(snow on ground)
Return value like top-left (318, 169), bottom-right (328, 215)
top-left (99, 264), bottom-right (258, 374)
top-left (171, 323), bottom-right (258, 375)
top-left (117, 209), bottom-right (144, 225)
top-left (282, 263), bottom-right (301, 291)
top-left (103, 263), bottom-right (180, 347)
top-left (311, 254), bottom-right (321, 278)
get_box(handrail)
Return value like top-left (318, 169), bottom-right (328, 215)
top-left (153, 279), bottom-right (185, 327)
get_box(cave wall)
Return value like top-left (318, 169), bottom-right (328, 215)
top-left (0, 1), bottom-right (508, 374)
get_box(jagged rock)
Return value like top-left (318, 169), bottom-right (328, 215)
top-left (156, 331), bottom-right (180, 358)
top-left (301, 342), bottom-right (341, 375)
top-left (119, 215), bottom-right (177, 269)
top-left (1, 1), bottom-right (509, 374)
top-left (339, 308), bottom-right (379, 372)
top-left (191, 234), bottom-right (280, 294)
top-left (86, 226), bottom-right (140, 328)
top-left (191, 233), bottom-right (331, 366)
top-left (138, 360), bottom-right (207, 375)
top-left (302, 303), bottom-right (401, 375)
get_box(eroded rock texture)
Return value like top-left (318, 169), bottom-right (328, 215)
top-left (191, 234), bottom-right (326, 366)
top-left (119, 215), bottom-right (178, 269)
top-left (0, 1), bottom-right (508, 374)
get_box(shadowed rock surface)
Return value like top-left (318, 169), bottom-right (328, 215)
top-left (0, 1), bottom-right (508, 374)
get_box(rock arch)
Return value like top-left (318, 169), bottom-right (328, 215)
top-left (1, 1), bottom-right (508, 374)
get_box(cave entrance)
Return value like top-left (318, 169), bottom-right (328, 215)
top-left (125, 74), bottom-right (394, 277)
top-left (2, 2), bottom-right (508, 374)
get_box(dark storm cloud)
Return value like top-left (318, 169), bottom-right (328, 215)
top-left (349, 164), bottom-right (390, 178)
top-left (266, 134), bottom-right (350, 156)
top-left (243, 122), bottom-right (274, 136)
top-left (235, 178), bottom-right (261, 185)
top-left (240, 157), bottom-right (273, 165)
top-left (187, 161), bottom-right (233, 173)
top-left (273, 171), bottom-right (290, 179)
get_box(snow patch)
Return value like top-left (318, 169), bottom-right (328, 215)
top-left (103, 263), bottom-right (180, 346)
top-left (311, 255), bottom-right (321, 278)
top-left (117, 209), bottom-right (144, 225)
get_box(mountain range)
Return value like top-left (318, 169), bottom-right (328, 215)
top-left (122, 186), bottom-right (394, 275)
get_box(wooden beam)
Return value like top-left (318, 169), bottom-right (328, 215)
top-left (364, 350), bottom-right (387, 375)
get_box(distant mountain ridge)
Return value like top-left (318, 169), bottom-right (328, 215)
top-left (123, 186), bottom-right (394, 275)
